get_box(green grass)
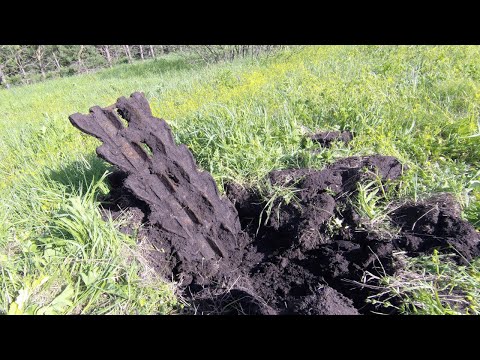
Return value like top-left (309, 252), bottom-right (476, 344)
top-left (1, 46), bottom-right (479, 314)
top-left (363, 251), bottom-right (480, 315)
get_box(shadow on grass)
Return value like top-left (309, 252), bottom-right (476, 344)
top-left (47, 153), bottom-right (113, 196)
top-left (97, 56), bottom-right (196, 81)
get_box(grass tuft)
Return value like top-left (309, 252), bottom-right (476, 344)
top-left (365, 251), bottom-right (480, 315)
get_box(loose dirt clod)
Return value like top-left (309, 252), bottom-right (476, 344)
top-left (70, 92), bottom-right (480, 315)
top-left (391, 194), bottom-right (480, 263)
top-left (309, 130), bottom-right (353, 148)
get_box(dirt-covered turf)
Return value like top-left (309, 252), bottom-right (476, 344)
top-left (78, 93), bottom-right (479, 315)
top-left (308, 130), bottom-right (353, 148)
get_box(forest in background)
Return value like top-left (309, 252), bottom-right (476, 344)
top-left (0, 45), bottom-right (287, 87)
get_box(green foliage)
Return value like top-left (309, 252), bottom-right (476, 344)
top-left (355, 180), bottom-right (385, 222)
top-left (368, 251), bottom-right (480, 315)
top-left (0, 172), bottom-right (178, 315)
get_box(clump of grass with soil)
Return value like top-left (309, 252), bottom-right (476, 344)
top-left (365, 250), bottom-right (480, 315)
top-left (350, 174), bottom-right (402, 240)
top-left (1, 45), bottom-right (479, 314)
top-left (256, 179), bottom-right (303, 232)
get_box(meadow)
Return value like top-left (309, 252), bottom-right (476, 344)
top-left (0, 45), bottom-right (479, 314)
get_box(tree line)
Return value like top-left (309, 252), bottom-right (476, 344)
top-left (0, 45), bottom-right (287, 88)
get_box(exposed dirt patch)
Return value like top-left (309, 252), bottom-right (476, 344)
top-left (70, 92), bottom-right (480, 315)
top-left (309, 130), bottom-right (353, 148)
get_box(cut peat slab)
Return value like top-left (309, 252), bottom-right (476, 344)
top-left (69, 92), bottom-right (246, 287)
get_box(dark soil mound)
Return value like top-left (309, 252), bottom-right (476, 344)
top-left (225, 161), bottom-right (479, 312)
top-left (391, 194), bottom-right (480, 263)
top-left (309, 130), bottom-right (353, 148)
top-left (264, 155), bottom-right (405, 250)
top-left (70, 92), bottom-right (480, 315)
top-left (291, 286), bottom-right (359, 315)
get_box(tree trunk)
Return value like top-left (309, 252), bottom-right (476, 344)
top-left (0, 65), bottom-right (6, 88)
top-left (77, 45), bottom-right (85, 72)
top-left (124, 45), bottom-right (132, 63)
top-left (35, 46), bottom-right (46, 79)
top-left (139, 45), bottom-right (144, 60)
top-left (149, 45), bottom-right (155, 58)
top-left (14, 54), bottom-right (27, 78)
top-left (104, 45), bottom-right (112, 67)
top-left (52, 52), bottom-right (61, 71)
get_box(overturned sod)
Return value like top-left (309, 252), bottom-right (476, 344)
top-left (70, 92), bottom-right (480, 314)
